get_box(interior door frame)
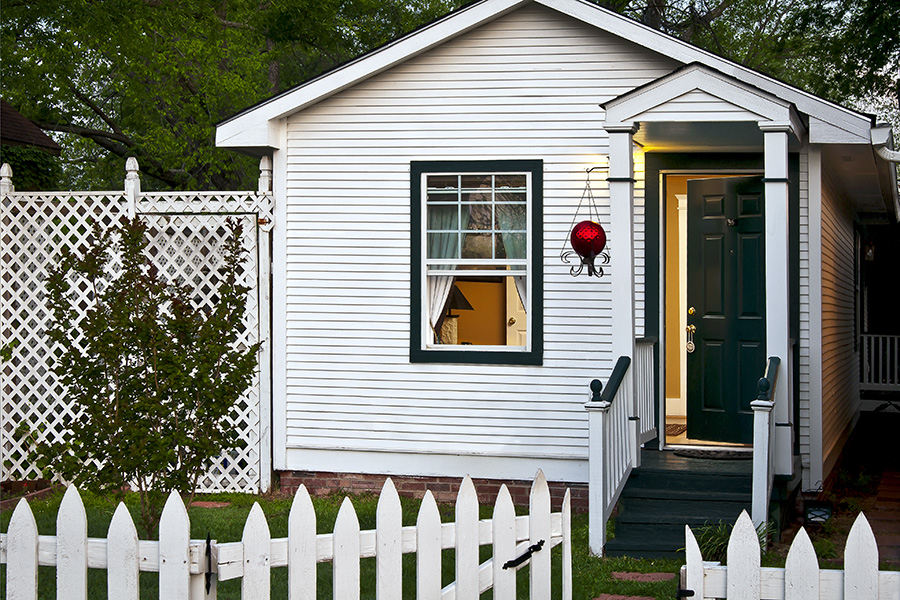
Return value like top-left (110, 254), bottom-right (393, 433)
top-left (644, 153), bottom-right (800, 452)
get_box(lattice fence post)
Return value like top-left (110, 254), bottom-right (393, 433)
top-left (1, 163), bottom-right (13, 195)
top-left (124, 157), bottom-right (141, 218)
top-left (258, 156), bottom-right (272, 193)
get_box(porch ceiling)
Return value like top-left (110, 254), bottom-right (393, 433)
top-left (633, 121), bottom-right (802, 153)
top-left (823, 143), bottom-right (893, 218)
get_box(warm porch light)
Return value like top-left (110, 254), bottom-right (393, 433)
top-left (560, 166), bottom-right (610, 277)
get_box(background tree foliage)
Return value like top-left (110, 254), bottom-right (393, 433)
top-left (2, 0), bottom-right (897, 191)
top-left (1, 0), bottom-right (459, 190)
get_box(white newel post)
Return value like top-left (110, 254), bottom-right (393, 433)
top-left (124, 157), bottom-right (141, 218)
top-left (761, 125), bottom-right (793, 477)
top-left (585, 386), bottom-right (611, 557)
top-left (606, 125), bottom-right (639, 469)
top-left (751, 395), bottom-right (774, 528)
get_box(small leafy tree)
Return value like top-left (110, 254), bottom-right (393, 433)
top-left (32, 216), bottom-right (259, 535)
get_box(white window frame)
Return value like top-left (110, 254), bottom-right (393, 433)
top-left (419, 169), bottom-right (533, 353)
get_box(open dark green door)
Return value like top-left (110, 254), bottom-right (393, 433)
top-left (686, 176), bottom-right (765, 444)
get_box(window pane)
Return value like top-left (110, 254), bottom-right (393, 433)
top-left (427, 191), bottom-right (457, 203)
top-left (427, 205), bottom-right (459, 230)
top-left (495, 203), bottom-right (525, 230)
top-left (427, 175), bottom-right (458, 189)
top-left (465, 204), bottom-right (493, 230)
top-left (460, 174), bottom-right (492, 189)
top-left (428, 276), bottom-right (527, 347)
top-left (495, 174), bottom-right (526, 188)
top-left (495, 191), bottom-right (526, 203)
top-left (427, 233), bottom-right (460, 259)
top-left (500, 233), bottom-right (526, 259)
top-left (461, 232), bottom-right (493, 259)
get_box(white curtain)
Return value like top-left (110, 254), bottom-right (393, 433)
top-left (513, 275), bottom-right (527, 314)
top-left (428, 275), bottom-right (454, 342)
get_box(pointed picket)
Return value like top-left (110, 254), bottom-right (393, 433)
top-left (333, 497), bottom-right (361, 600)
top-left (726, 511), bottom-right (760, 600)
top-left (845, 513), bottom-right (879, 600)
top-left (455, 475), bottom-right (479, 600)
top-left (159, 490), bottom-right (191, 600)
top-left (376, 478), bottom-right (402, 600)
top-left (492, 485), bottom-right (516, 600)
top-left (530, 470), bottom-right (551, 600)
top-left (107, 503), bottom-right (140, 600)
top-left (288, 484), bottom-right (317, 600)
top-left (57, 485), bottom-right (88, 600)
top-left (6, 498), bottom-right (38, 600)
top-left (785, 527), bottom-right (819, 600)
top-left (416, 491), bottom-right (442, 600)
top-left (241, 503), bottom-right (271, 600)
top-left (684, 525), bottom-right (704, 600)
top-left (561, 489), bottom-right (572, 600)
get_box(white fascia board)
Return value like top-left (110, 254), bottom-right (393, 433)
top-left (216, 118), bottom-right (283, 152)
top-left (604, 65), bottom-right (804, 139)
top-left (536, 0), bottom-right (872, 143)
top-left (216, 0), bottom-right (529, 150)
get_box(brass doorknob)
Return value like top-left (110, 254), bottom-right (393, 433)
top-left (508, 317), bottom-right (517, 326)
top-left (688, 307), bottom-right (695, 315)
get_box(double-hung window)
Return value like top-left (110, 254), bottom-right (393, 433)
top-left (410, 160), bottom-right (542, 365)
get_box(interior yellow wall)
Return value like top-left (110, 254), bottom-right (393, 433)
top-left (664, 177), bottom-right (688, 401)
top-left (455, 280), bottom-right (505, 345)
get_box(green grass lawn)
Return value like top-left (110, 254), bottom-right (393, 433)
top-left (0, 487), bottom-right (682, 599)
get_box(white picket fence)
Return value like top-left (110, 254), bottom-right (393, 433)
top-left (1, 472), bottom-right (571, 599)
top-left (682, 510), bottom-right (900, 600)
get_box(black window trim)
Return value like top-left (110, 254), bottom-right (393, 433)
top-left (410, 159), bottom-right (544, 365)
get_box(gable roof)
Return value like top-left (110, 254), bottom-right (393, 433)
top-left (1, 100), bottom-right (62, 156)
top-left (216, 0), bottom-right (875, 152)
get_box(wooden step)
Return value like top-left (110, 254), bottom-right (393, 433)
top-left (605, 449), bottom-right (754, 558)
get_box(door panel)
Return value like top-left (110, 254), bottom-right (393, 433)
top-left (686, 176), bottom-right (765, 443)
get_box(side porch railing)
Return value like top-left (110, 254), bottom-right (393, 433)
top-left (751, 356), bottom-right (780, 529)
top-left (584, 339), bottom-right (656, 556)
top-left (860, 333), bottom-right (900, 391)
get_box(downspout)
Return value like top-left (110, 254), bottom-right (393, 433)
top-left (872, 125), bottom-right (900, 221)
top-left (875, 144), bottom-right (900, 163)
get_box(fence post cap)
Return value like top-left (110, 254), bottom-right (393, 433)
top-left (1, 163), bottom-right (12, 177)
top-left (125, 157), bottom-right (139, 175)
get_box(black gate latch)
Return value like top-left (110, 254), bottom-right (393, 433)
top-left (502, 539), bottom-right (545, 570)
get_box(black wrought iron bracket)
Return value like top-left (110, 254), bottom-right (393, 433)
top-left (502, 539), bottom-right (545, 570)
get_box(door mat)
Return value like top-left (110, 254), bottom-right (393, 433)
top-left (673, 449), bottom-right (752, 460)
top-left (665, 424), bottom-right (687, 436)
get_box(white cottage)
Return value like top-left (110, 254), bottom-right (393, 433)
top-left (216, 0), bottom-right (899, 555)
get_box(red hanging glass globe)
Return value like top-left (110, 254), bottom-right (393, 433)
top-left (570, 220), bottom-right (607, 276)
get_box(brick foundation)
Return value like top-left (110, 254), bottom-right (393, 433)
top-left (277, 470), bottom-right (588, 512)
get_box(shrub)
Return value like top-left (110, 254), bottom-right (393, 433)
top-left (26, 216), bottom-right (258, 535)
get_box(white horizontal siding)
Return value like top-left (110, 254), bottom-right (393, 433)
top-left (280, 3), bottom-right (677, 478)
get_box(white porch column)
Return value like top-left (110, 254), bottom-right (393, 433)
top-left (761, 124), bottom-right (793, 477)
top-left (605, 124), bottom-right (638, 467)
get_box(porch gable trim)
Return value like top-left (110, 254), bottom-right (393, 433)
top-left (603, 63), bottom-right (805, 141)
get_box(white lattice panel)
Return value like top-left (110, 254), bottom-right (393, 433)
top-left (1, 190), bottom-right (272, 493)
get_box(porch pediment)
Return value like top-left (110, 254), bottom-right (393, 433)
top-left (602, 63), bottom-right (805, 142)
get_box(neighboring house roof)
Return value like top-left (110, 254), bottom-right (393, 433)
top-left (216, 0), bottom-right (878, 152)
top-left (1, 99), bottom-right (61, 156)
